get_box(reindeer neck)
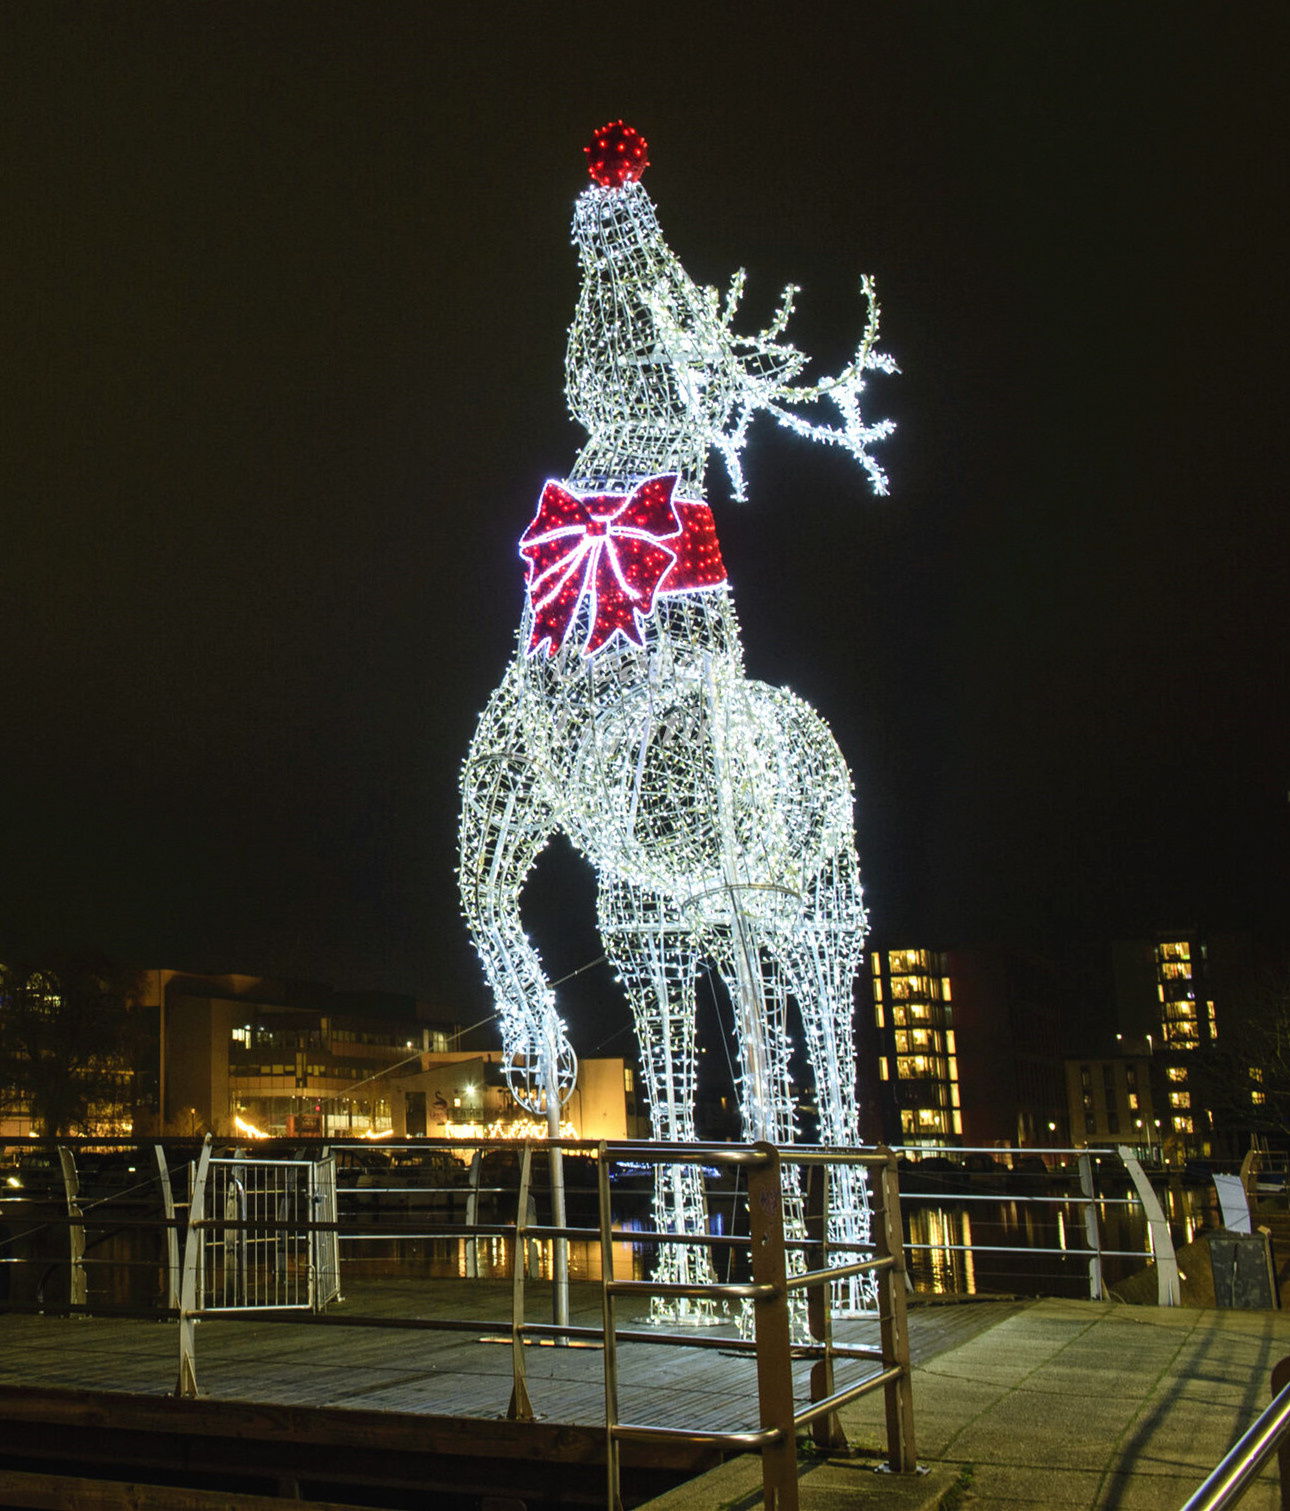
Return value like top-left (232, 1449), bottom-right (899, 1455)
top-left (519, 585), bottom-right (745, 696)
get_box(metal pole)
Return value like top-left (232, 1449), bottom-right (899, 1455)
top-left (1179, 1364), bottom-right (1290, 1510)
top-left (57, 1148), bottom-right (86, 1311)
top-left (508, 1144), bottom-right (535, 1422)
top-left (805, 1162), bottom-right (846, 1452)
top-left (876, 1145), bottom-right (917, 1472)
top-left (747, 1143), bottom-right (798, 1511)
top-left (544, 1037), bottom-right (570, 1342)
top-left (598, 1142), bottom-right (624, 1511)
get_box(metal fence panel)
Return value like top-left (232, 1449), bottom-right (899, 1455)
top-left (313, 1155), bottom-right (342, 1308)
top-left (197, 1157), bottom-right (328, 1313)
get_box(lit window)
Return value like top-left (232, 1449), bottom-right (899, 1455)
top-left (1127, 1092), bottom-right (1139, 1110)
top-left (1169, 1091), bottom-right (1191, 1108)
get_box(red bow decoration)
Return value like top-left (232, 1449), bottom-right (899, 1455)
top-left (520, 475), bottom-right (686, 656)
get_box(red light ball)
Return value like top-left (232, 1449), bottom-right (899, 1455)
top-left (585, 121), bottom-right (649, 188)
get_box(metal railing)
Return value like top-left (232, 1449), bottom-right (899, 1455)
top-left (164, 1136), bottom-right (917, 1511)
top-left (591, 1142), bottom-right (916, 1510)
top-left (1179, 1356), bottom-right (1290, 1510)
top-left (0, 1138), bottom-right (189, 1313)
top-left (892, 1142), bottom-right (1224, 1302)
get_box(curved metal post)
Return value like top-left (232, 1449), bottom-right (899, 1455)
top-left (465, 1147), bottom-right (482, 1279)
top-left (154, 1144), bottom-right (180, 1311)
top-left (1077, 1152), bottom-right (1104, 1301)
top-left (1118, 1145), bottom-right (1180, 1305)
top-left (175, 1134), bottom-right (212, 1397)
top-left (57, 1148), bottom-right (86, 1311)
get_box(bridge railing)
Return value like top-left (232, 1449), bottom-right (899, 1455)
top-left (0, 1133), bottom-right (911, 1511)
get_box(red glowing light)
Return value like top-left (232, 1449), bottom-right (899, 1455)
top-left (520, 474), bottom-right (725, 657)
top-left (584, 121), bottom-right (649, 188)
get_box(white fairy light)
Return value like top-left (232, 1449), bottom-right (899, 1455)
top-left (458, 123), bottom-right (894, 1317)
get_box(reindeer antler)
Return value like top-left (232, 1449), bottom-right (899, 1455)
top-left (759, 275), bottom-right (899, 498)
top-left (651, 265), bottom-right (896, 502)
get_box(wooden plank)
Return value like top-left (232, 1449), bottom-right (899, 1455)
top-left (0, 1282), bottom-right (1027, 1466)
top-left (0, 1469), bottom-right (390, 1511)
top-left (0, 1384), bottom-right (716, 1472)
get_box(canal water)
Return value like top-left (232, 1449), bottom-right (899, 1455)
top-left (1, 1161), bottom-right (1225, 1312)
top-left (902, 1178), bottom-right (1222, 1298)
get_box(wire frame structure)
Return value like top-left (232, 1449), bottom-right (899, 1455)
top-left (458, 124), bottom-right (894, 1316)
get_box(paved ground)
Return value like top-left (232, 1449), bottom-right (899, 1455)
top-left (641, 1297), bottom-right (1290, 1511)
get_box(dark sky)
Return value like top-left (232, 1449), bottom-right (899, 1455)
top-left (3, 5), bottom-right (1287, 1044)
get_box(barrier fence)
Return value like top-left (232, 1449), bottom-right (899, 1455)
top-left (0, 1136), bottom-right (915, 1511)
top-left (0, 1136), bottom-right (1281, 1509)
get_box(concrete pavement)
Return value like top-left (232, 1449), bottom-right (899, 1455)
top-left (639, 1298), bottom-right (1290, 1510)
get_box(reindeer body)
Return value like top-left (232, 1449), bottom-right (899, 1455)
top-left (458, 148), bottom-right (893, 1313)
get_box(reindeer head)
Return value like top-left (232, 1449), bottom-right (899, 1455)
top-left (564, 123), bottom-right (896, 503)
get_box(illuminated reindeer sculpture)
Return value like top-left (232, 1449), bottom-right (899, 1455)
top-left (458, 124), bottom-right (895, 1314)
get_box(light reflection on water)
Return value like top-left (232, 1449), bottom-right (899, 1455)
top-left (902, 1181), bottom-right (1221, 1298)
top-left (1, 1168), bottom-right (1225, 1310)
top-left (340, 1233), bottom-right (645, 1283)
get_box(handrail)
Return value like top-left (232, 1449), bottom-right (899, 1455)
top-left (1178, 1363), bottom-right (1290, 1510)
top-left (6, 1135), bottom-right (918, 1511)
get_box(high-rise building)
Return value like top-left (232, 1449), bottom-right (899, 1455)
top-left (1111, 930), bottom-right (1259, 1159)
top-left (865, 947), bottom-right (960, 1146)
top-left (863, 945), bottom-right (1069, 1150)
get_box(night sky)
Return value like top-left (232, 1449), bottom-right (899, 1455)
top-left (4, 6), bottom-right (1287, 1051)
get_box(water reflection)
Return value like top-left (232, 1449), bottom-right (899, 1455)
top-left (903, 1181), bottom-right (1221, 1298)
top-left (1, 1151), bottom-right (1226, 1312)
top-left (339, 1232), bottom-right (644, 1283)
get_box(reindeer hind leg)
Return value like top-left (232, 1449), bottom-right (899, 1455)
top-left (778, 846), bottom-right (877, 1314)
top-left (597, 875), bottom-right (722, 1324)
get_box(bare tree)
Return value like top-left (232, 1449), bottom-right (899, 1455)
top-left (0, 954), bottom-right (145, 1136)
top-left (1196, 970), bottom-right (1290, 1144)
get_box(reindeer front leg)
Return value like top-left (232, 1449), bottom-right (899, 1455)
top-left (458, 663), bottom-right (575, 1116)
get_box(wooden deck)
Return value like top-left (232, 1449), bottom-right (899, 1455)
top-left (0, 1281), bottom-right (1028, 1508)
top-left (0, 1280), bottom-right (1022, 1423)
